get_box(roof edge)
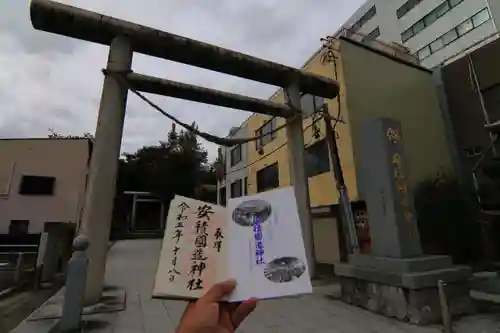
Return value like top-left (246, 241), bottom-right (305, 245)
top-left (339, 36), bottom-right (432, 74)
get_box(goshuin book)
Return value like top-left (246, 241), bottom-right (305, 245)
top-left (153, 186), bottom-right (312, 302)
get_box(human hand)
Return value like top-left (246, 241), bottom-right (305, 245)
top-left (176, 279), bottom-right (258, 333)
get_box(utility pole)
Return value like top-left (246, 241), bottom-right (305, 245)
top-left (322, 105), bottom-right (359, 255)
top-left (79, 36), bottom-right (133, 305)
top-left (285, 83), bottom-right (317, 277)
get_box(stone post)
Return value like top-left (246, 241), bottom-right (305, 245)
top-left (357, 117), bottom-right (422, 257)
top-left (59, 236), bottom-right (89, 332)
top-left (14, 252), bottom-right (24, 284)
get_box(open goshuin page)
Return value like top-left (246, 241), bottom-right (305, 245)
top-left (153, 187), bottom-right (312, 301)
top-left (153, 195), bottom-right (228, 300)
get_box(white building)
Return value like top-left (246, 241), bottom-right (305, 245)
top-left (336, 0), bottom-right (500, 68)
top-left (216, 122), bottom-right (249, 206)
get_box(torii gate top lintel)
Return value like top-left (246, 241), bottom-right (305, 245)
top-left (30, 0), bottom-right (339, 99)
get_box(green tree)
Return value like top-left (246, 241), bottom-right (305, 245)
top-left (414, 173), bottom-right (481, 264)
top-left (117, 122), bottom-right (210, 201)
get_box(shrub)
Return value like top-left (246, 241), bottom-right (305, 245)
top-left (414, 173), bottom-right (481, 264)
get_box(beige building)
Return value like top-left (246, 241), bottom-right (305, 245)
top-left (0, 138), bottom-right (92, 235)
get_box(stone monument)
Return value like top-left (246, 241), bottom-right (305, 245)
top-left (335, 117), bottom-right (473, 325)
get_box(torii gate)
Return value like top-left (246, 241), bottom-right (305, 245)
top-left (30, 0), bottom-right (339, 304)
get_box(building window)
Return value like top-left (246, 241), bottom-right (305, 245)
top-left (412, 20), bottom-right (425, 35)
top-left (347, 6), bottom-right (377, 35)
top-left (442, 29), bottom-right (458, 45)
top-left (456, 18), bottom-right (473, 36)
top-left (472, 8), bottom-right (490, 27)
top-left (244, 177), bottom-right (248, 196)
top-left (9, 220), bottom-right (29, 235)
top-left (448, 0), bottom-right (462, 6)
top-left (300, 94), bottom-right (324, 114)
top-left (305, 140), bottom-right (331, 178)
top-left (230, 145), bottom-right (242, 166)
top-left (19, 175), bottom-right (56, 195)
top-left (415, 7), bottom-right (491, 61)
top-left (430, 38), bottom-right (444, 53)
top-left (362, 27), bottom-right (380, 43)
top-left (230, 179), bottom-right (243, 198)
top-left (255, 118), bottom-right (277, 150)
top-left (397, 0), bottom-right (424, 19)
top-left (435, 1), bottom-right (451, 17)
top-left (417, 46), bottom-right (431, 60)
top-left (423, 8), bottom-right (439, 26)
top-left (256, 163), bottom-right (279, 193)
top-left (401, 28), bottom-right (413, 42)
top-left (219, 187), bottom-right (226, 206)
top-left (401, 0), bottom-right (464, 43)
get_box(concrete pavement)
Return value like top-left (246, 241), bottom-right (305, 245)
top-left (69, 239), bottom-right (500, 332)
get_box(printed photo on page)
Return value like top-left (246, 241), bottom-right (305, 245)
top-left (225, 186), bottom-right (312, 302)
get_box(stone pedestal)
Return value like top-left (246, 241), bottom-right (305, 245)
top-left (338, 118), bottom-right (474, 324)
top-left (338, 277), bottom-right (473, 325)
top-left (335, 254), bottom-right (474, 324)
top-left (335, 256), bottom-right (474, 325)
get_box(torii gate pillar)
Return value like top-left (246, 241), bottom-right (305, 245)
top-left (79, 36), bottom-right (132, 304)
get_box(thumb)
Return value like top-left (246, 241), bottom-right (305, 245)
top-left (199, 279), bottom-right (236, 304)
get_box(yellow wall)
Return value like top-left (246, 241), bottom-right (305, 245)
top-left (245, 38), bottom-right (453, 208)
top-left (246, 41), bottom-right (358, 207)
top-left (339, 39), bottom-right (453, 192)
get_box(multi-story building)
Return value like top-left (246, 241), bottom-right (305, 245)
top-left (218, 36), bottom-right (456, 264)
top-left (336, 0), bottom-right (500, 68)
top-left (216, 123), bottom-right (249, 206)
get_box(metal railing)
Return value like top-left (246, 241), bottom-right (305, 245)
top-left (0, 247), bottom-right (39, 293)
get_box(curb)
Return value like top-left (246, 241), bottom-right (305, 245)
top-left (0, 286), bottom-right (18, 300)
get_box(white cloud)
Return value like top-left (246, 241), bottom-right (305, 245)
top-left (0, 0), bottom-right (365, 160)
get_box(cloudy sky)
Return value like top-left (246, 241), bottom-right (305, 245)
top-left (0, 0), bottom-right (364, 160)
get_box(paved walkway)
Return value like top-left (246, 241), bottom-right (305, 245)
top-left (83, 239), bottom-right (500, 333)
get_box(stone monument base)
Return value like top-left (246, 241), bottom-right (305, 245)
top-left (335, 255), bottom-right (474, 325)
